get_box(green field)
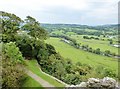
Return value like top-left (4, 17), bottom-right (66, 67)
top-left (84, 29), bottom-right (99, 32)
top-left (51, 30), bottom-right (64, 35)
top-left (25, 59), bottom-right (65, 87)
top-left (46, 37), bottom-right (118, 74)
top-left (48, 29), bottom-right (118, 55)
top-left (69, 35), bottom-right (118, 55)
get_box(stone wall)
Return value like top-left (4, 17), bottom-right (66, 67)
top-left (66, 77), bottom-right (119, 89)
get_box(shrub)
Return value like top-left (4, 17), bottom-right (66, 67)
top-left (3, 42), bottom-right (24, 63)
top-left (2, 56), bottom-right (26, 88)
top-left (95, 66), bottom-right (116, 78)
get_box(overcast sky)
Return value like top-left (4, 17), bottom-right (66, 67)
top-left (0, 0), bottom-right (119, 25)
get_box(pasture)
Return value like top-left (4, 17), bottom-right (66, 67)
top-left (69, 35), bottom-right (119, 55)
top-left (46, 37), bottom-right (118, 74)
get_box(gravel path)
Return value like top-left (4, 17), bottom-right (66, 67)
top-left (27, 70), bottom-right (57, 89)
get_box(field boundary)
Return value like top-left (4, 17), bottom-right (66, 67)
top-left (60, 37), bottom-right (119, 59)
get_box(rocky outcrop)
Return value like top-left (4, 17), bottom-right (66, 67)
top-left (66, 77), bottom-right (119, 89)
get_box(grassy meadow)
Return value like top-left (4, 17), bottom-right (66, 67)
top-left (46, 37), bottom-right (118, 74)
top-left (69, 35), bottom-right (118, 55)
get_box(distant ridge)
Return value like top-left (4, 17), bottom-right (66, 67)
top-left (41, 23), bottom-right (118, 30)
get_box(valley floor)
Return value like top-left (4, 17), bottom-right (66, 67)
top-left (46, 37), bottom-right (118, 74)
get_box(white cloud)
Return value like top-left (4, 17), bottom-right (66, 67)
top-left (0, 0), bottom-right (119, 25)
top-left (0, 0), bottom-right (90, 11)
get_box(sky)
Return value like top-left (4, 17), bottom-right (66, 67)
top-left (0, 0), bottom-right (119, 25)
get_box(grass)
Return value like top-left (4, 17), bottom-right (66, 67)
top-left (51, 30), bottom-right (64, 35)
top-left (69, 35), bottom-right (119, 55)
top-left (84, 29), bottom-right (99, 32)
top-left (46, 37), bottom-right (118, 74)
top-left (66, 32), bottom-right (76, 35)
top-left (49, 30), bottom-right (118, 55)
top-left (25, 59), bottom-right (65, 87)
top-left (22, 75), bottom-right (44, 88)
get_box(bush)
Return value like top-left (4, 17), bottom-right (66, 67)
top-left (3, 42), bottom-right (24, 63)
top-left (2, 42), bottom-right (26, 88)
top-left (2, 56), bottom-right (26, 88)
top-left (64, 74), bottom-right (82, 85)
top-left (95, 66), bottom-right (116, 78)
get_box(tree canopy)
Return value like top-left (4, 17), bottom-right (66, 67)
top-left (22, 16), bottom-right (48, 40)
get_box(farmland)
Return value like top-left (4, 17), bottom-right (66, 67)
top-left (43, 24), bottom-right (119, 56)
top-left (46, 37), bottom-right (118, 73)
top-left (69, 35), bottom-right (118, 55)
top-left (43, 24), bottom-right (119, 82)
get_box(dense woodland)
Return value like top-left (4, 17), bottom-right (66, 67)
top-left (1, 11), bottom-right (119, 88)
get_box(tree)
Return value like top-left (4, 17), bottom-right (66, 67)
top-left (90, 36), bottom-right (95, 39)
top-left (112, 52), bottom-right (116, 56)
top-left (83, 36), bottom-right (89, 39)
top-left (46, 44), bottom-right (56, 55)
top-left (22, 16), bottom-right (48, 40)
top-left (94, 37), bottom-right (99, 40)
top-left (104, 50), bottom-right (111, 56)
top-left (53, 60), bottom-right (66, 80)
top-left (1, 11), bottom-right (22, 42)
top-left (2, 42), bottom-right (25, 88)
top-left (65, 59), bottom-right (73, 73)
top-left (88, 47), bottom-right (93, 52)
top-left (95, 48), bottom-right (101, 54)
top-left (3, 42), bottom-right (24, 63)
top-left (2, 57), bottom-right (26, 88)
top-left (85, 45), bottom-right (89, 50)
top-left (82, 45), bottom-right (85, 50)
top-left (64, 74), bottom-right (82, 85)
top-left (15, 35), bottom-right (34, 58)
top-left (109, 41), bottom-right (113, 44)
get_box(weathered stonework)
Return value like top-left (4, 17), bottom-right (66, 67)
top-left (66, 77), bottom-right (119, 89)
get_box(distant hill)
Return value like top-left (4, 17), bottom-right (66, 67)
top-left (41, 23), bottom-right (118, 31)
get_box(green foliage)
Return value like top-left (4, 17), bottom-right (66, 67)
top-left (83, 36), bottom-right (90, 39)
top-left (95, 66), bottom-right (117, 78)
top-left (64, 74), bottom-right (82, 85)
top-left (104, 50), bottom-right (111, 56)
top-left (94, 48), bottom-right (101, 54)
top-left (22, 16), bottom-right (48, 40)
top-left (109, 41), bottom-right (113, 44)
top-left (15, 35), bottom-right (34, 58)
top-left (46, 44), bottom-right (57, 55)
top-left (46, 37), bottom-right (118, 82)
top-left (1, 11), bottom-right (22, 43)
top-left (2, 55), bottom-right (26, 89)
top-left (2, 41), bottom-right (25, 88)
top-left (37, 43), bottom-right (95, 84)
top-left (3, 42), bottom-right (24, 63)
